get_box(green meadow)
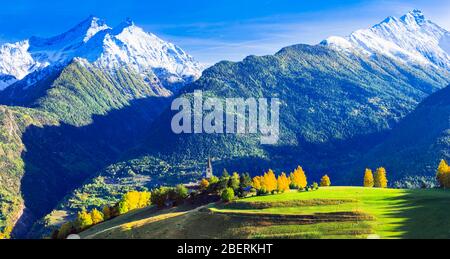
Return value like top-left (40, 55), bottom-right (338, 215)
top-left (79, 187), bottom-right (450, 239)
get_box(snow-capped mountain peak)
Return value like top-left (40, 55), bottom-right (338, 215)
top-left (321, 9), bottom-right (450, 70)
top-left (82, 16), bottom-right (111, 42)
top-left (401, 9), bottom-right (426, 26)
top-left (0, 40), bottom-right (35, 82)
top-left (29, 16), bottom-right (110, 52)
top-left (0, 16), bottom-right (203, 90)
top-left (0, 16), bottom-right (111, 88)
top-left (83, 18), bottom-right (203, 80)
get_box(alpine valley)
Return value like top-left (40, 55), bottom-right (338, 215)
top-left (0, 10), bottom-right (449, 239)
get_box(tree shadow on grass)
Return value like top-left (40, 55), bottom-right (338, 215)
top-left (381, 189), bottom-right (450, 239)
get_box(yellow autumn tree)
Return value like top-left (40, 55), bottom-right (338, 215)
top-left (252, 176), bottom-right (262, 190)
top-left (76, 209), bottom-right (93, 230)
top-left (118, 191), bottom-right (151, 214)
top-left (289, 166), bottom-right (307, 189)
top-left (320, 175), bottom-right (331, 187)
top-left (138, 191), bottom-right (151, 208)
top-left (374, 167), bottom-right (388, 188)
top-left (437, 159), bottom-right (450, 188)
top-left (118, 191), bottom-right (139, 214)
top-left (262, 169), bottom-right (277, 193)
top-left (363, 168), bottom-right (374, 187)
top-left (90, 208), bottom-right (104, 224)
top-left (277, 172), bottom-right (290, 193)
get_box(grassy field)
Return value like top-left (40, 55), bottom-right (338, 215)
top-left (79, 187), bottom-right (450, 239)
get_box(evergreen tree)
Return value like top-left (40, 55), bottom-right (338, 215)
top-left (102, 205), bottom-right (111, 220)
top-left (229, 172), bottom-right (240, 190)
top-left (240, 173), bottom-right (252, 188)
top-left (151, 187), bottom-right (171, 208)
top-left (218, 177), bottom-right (229, 192)
top-left (57, 222), bottom-right (75, 239)
top-left (237, 173), bottom-right (252, 198)
top-left (221, 188), bottom-right (235, 202)
top-left (174, 184), bottom-right (189, 203)
top-left (222, 169), bottom-right (230, 178)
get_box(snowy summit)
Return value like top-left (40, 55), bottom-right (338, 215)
top-left (321, 9), bottom-right (450, 70)
top-left (0, 16), bottom-right (203, 90)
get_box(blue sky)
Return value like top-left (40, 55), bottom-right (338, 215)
top-left (0, 0), bottom-right (449, 64)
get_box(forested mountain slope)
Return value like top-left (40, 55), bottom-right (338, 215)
top-left (353, 85), bottom-right (450, 185)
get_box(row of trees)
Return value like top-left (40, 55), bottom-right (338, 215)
top-left (151, 185), bottom-right (189, 208)
top-left (55, 206), bottom-right (109, 239)
top-left (199, 167), bottom-right (334, 201)
top-left (361, 160), bottom-right (450, 189)
top-left (200, 170), bottom-right (253, 202)
top-left (60, 184), bottom-right (191, 239)
top-left (363, 168), bottom-right (388, 188)
top-left (118, 191), bottom-right (151, 214)
top-left (251, 167), bottom-right (331, 195)
top-left (437, 159), bottom-right (450, 188)
top-left (56, 169), bottom-right (251, 239)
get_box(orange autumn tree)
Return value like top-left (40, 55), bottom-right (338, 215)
top-left (277, 172), bottom-right (290, 193)
top-left (200, 179), bottom-right (210, 190)
top-left (289, 166), bottom-right (307, 189)
top-left (363, 169), bottom-right (374, 187)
